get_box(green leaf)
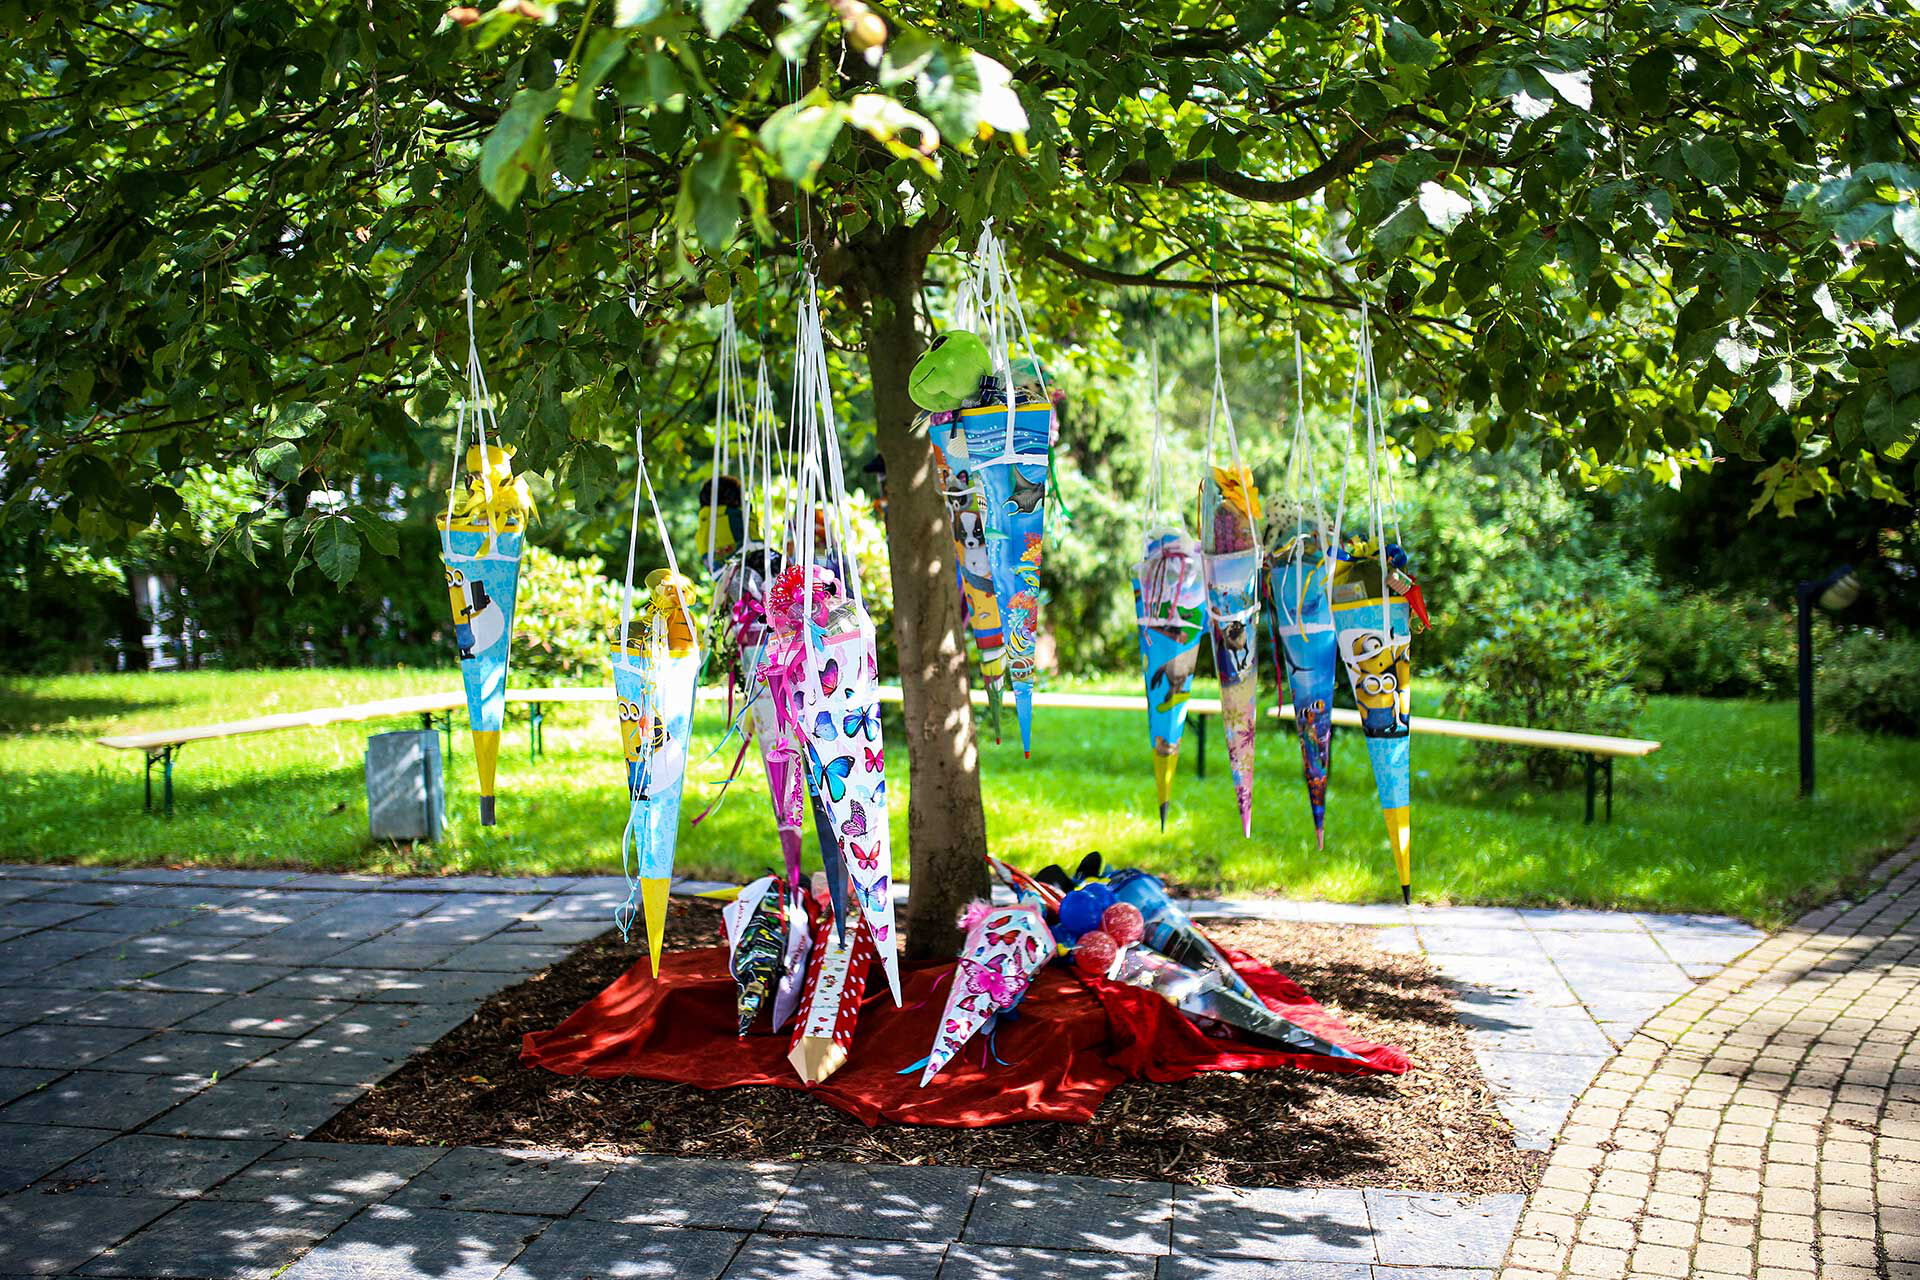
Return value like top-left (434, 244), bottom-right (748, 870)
top-left (562, 440), bottom-right (619, 508)
top-left (1416, 181), bottom-right (1472, 232)
top-left (569, 29), bottom-right (628, 115)
top-left (480, 87), bottom-right (558, 208)
top-left (879, 29), bottom-right (936, 88)
top-left (270, 401), bottom-right (323, 439)
top-left (1382, 19), bottom-right (1441, 67)
top-left (257, 440), bottom-right (303, 483)
top-left (311, 518), bottom-right (361, 585)
top-left (1537, 67), bottom-right (1591, 112)
top-left (347, 507), bottom-right (400, 558)
top-left (1892, 201), bottom-right (1920, 256)
top-left (1682, 137), bottom-right (1739, 189)
top-left (613, 0), bottom-right (666, 25)
top-left (681, 133), bottom-right (742, 251)
top-left (1628, 49), bottom-right (1674, 113)
top-left (700, 0), bottom-right (752, 38)
top-left (758, 91), bottom-right (849, 190)
top-left (1714, 334), bottom-right (1760, 374)
top-left (775, 1), bottom-right (829, 60)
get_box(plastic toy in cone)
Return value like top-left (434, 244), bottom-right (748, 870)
top-left (1109, 870), bottom-right (1261, 1003)
top-left (1096, 940), bottom-right (1361, 1061)
top-left (916, 900), bottom-right (1053, 1085)
top-left (723, 874), bottom-right (812, 1035)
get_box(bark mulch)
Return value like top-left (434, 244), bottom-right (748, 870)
top-left (315, 896), bottom-right (1545, 1192)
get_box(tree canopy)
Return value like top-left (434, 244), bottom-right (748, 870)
top-left (7, 0), bottom-right (1919, 575)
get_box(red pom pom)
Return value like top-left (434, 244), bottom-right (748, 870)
top-left (1101, 902), bottom-right (1145, 947)
top-left (1073, 930), bottom-right (1118, 976)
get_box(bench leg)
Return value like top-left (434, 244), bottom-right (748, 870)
top-left (530, 702), bottom-right (544, 763)
top-left (1584, 753), bottom-right (1597, 825)
top-left (1605, 756), bottom-right (1614, 823)
top-left (146, 746), bottom-right (176, 817)
top-left (1195, 714), bottom-right (1208, 779)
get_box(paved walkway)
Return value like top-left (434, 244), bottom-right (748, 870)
top-left (1499, 845), bottom-right (1920, 1280)
top-left (0, 864), bottom-right (1765, 1279)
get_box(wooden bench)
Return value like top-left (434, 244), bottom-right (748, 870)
top-left (100, 683), bottom-right (1658, 824)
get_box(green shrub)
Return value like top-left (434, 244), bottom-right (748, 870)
top-left (1617, 588), bottom-right (1803, 698)
top-left (1444, 597), bottom-right (1646, 786)
top-left (1817, 630), bottom-right (1920, 736)
top-left (511, 545), bottom-right (626, 683)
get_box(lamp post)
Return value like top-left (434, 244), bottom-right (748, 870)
top-left (1795, 563), bottom-right (1861, 798)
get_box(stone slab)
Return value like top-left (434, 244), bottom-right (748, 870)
top-left (0, 1024), bottom-right (150, 1070)
top-left (1158, 1258), bottom-right (1371, 1280)
top-left (39, 1134), bottom-right (275, 1198)
top-left (0, 1070), bottom-right (207, 1131)
top-left (963, 1172), bottom-right (1172, 1255)
top-left (0, 1122), bottom-right (114, 1193)
top-left (499, 1218), bottom-right (743, 1280)
top-left (87, 1031), bottom-right (281, 1078)
top-left (720, 1236), bottom-right (946, 1280)
top-left (1172, 1186), bottom-right (1375, 1262)
top-left (208, 1139), bottom-right (447, 1206)
top-left (78, 1197), bottom-right (359, 1278)
top-left (144, 1079), bottom-right (362, 1140)
top-left (277, 1204), bottom-right (550, 1280)
top-left (763, 1162), bottom-right (981, 1241)
top-left (1362, 1192), bottom-right (1523, 1269)
top-left (577, 1157), bottom-right (794, 1231)
top-left (390, 1146), bottom-right (616, 1217)
top-left (941, 1243), bottom-right (1159, 1279)
top-left (52, 989), bottom-right (231, 1031)
top-left (0, 1190), bottom-right (177, 1274)
top-left (175, 996), bottom-right (346, 1039)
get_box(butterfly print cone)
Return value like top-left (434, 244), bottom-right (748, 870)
top-left (1201, 464), bottom-right (1262, 837)
top-left (919, 901), bottom-right (1054, 1086)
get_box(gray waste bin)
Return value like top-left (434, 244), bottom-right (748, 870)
top-left (366, 730), bottom-right (445, 842)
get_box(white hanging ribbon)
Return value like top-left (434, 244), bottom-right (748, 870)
top-left (443, 257), bottom-right (504, 559)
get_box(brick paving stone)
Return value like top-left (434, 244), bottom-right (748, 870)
top-left (576, 1157), bottom-right (794, 1231)
top-left (0, 1190), bottom-right (177, 1274)
top-left (964, 1173), bottom-right (1172, 1255)
top-left (763, 1162), bottom-right (981, 1241)
top-left (1171, 1186), bottom-right (1374, 1262)
top-left (78, 1197), bottom-right (360, 1278)
top-left (499, 1218), bottom-right (744, 1280)
top-left (277, 1203), bottom-right (549, 1280)
top-left (390, 1146), bottom-right (615, 1217)
top-left (1496, 842), bottom-right (1920, 1279)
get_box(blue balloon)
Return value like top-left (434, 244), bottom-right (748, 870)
top-left (1057, 883), bottom-right (1116, 936)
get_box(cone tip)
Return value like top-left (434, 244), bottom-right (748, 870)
top-left (1158, 802), bottom-right (1168, 831)
top-left (1401, 884), bottom-right (1412, 906)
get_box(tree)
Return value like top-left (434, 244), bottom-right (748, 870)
top-left (6, 0), bottom-right (1918, 949)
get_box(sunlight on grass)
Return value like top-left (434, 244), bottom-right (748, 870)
top-left (2, 668), bottom-right (1916, 926)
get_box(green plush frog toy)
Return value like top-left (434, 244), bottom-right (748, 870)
top-left (909, 330), bottom-right (994, 412)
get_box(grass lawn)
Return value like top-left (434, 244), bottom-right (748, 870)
top-left (2, 668), bottom-right (1916, 926)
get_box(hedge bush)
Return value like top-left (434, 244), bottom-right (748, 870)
top-left (1445, 597), bottom-right (1646, 786)
top-left (1817, 629), bottom-right (1920, 736)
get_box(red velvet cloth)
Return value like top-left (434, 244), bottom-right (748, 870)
top-left (521, 944), bottom-right (1407, 1127)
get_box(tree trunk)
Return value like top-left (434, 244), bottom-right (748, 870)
top-left (855, 229), bottom-right (990, 964)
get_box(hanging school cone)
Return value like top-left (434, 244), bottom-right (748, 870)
top-left (609, 569), bottom-right (701, 973)
top-left (779, 564), bottom-right (901, 1003)
top-left (1330, 541), bottom-right (1420, 903)
top-left (1263, 510), bottom-right (1339, 849)
top-left (1200, 464), bottom-right (1263, 837)
top-left (1133, 528), bottom-right (1206, 829)
top-left (438, 442), bottom-right (531, 828)
top-left (924, 410), bottom-right (1009, 741)
top-left (957, 386), bottom-right (1052, 756)
top-left (916, 900), bottom-right (1054, 1085)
